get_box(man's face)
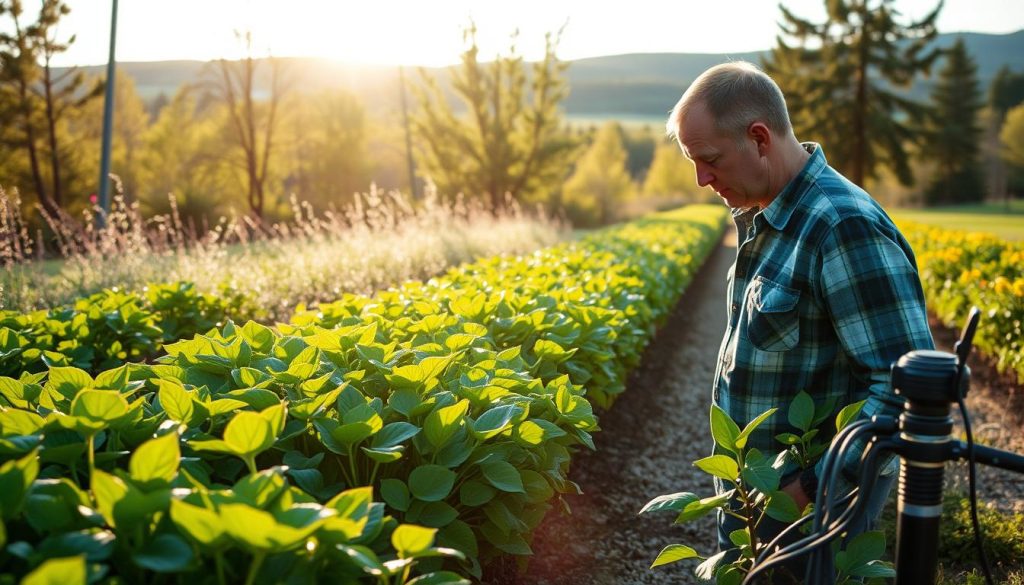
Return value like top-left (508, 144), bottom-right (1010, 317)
top-left (678, 102), bottom-right (769, 210)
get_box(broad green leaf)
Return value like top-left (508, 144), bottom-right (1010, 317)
top-left (21, 555), bottom-right (86, 585)
top-left (851, 561), bottom-right (896, 578)
top-left (694, 454), bottom-right (739, 482)
top-left (91, 469), bottom-right (128, 528)
top-left (156, 380), bottom-right (194, 424)
top-left (470, 405), bottom-right (520, 440)
top-left (170, 499), bottom-right (225, 546)
top-left (392, 524), bottom-right (436, 557)
top-left (710, 404), bottom-right (741, 454)
top-left (372, 421), bottom-right (420, 448)
top-left (677, 492), bottom-right (732, 523)
top-left (381, 478), bottom-right (411, 511)
top-left (735, 408), bottom-right (778, 450)
top-left (513, 418), bottom-right (566, 446)
top-left (639, 491), bottom-right (700, 515)
top-left (0, 449), bottom-right (39, 520)
top-left (132, 533), bottom-right (194, 573)
top-left (260, 402), bottom-right (288, 439)
top-left (35, 529), bottom-right (115, 561)
top-left (223, 411), bottom-right (275, 457)
top-left (650, 544), bottom-right (701, 568)
top-left (45, 367), bottom-right (94, 400)
top-left (424, 400), bottom-right (469, 449)
top-left (835, 530), bottom-right (887, 573)
top-left (459, 480), bottom-right (496, 507)
top-left (130, 432), bottom-right (180, 486)
top-left (765, 490), bottom-right (801, 523)
top-left (836, 400), bottom-right (866, 432)
top-left (413, 501), bottom-right (459, 528)
top-left (70, 390), bottom-right (129, 427)
top-left (0, 408), bottom-right (44, 437)
top-left (787, 391), bottom-right (814, 432)
top-left (480, 461), bottom-right (525, 493)
top-left (408, 465), bottom-right (457, 502)
top-left (740, 455), bottom-right (781, 494)
top-left (775, 432), bottom-right (801, 445)
top-left (694, 549), bottom-right (728, 581)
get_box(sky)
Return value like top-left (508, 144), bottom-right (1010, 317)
top-left (34, 0), bottom-right (1024, 68)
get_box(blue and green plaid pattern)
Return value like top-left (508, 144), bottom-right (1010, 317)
top-left (713, 143), bottom-right (934, 486)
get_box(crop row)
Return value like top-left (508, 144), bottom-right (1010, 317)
top-left (0, 283), bottom-right (246, 377)
top-left (0, 205), bottom-right (728, 583)
top-left (897, 220), bottom-right (1024, 382)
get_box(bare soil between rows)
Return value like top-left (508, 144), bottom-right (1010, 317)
top-left (482, 230), bottom-right (1024, 585)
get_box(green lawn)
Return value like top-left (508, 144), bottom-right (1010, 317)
top-left (889, 200), bottom-right (1024, 241)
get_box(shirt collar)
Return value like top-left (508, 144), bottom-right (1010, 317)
top-left (759, 142), bottom-right (826, 231)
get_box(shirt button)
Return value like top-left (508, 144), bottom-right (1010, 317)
top-left (731, 302), bottom-right (739, 313)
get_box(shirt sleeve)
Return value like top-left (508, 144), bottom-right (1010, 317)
top-left (811, 214), bottom-right (934, 487)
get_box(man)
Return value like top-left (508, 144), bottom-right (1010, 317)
top-left (666, 61), bottom-right (934, 580)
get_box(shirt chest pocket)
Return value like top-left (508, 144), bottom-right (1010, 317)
top-left (745, 276), bottom-right (801, 352)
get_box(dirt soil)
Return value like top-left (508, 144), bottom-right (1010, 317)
top-left (483, 230), bottom-right (1024, 585)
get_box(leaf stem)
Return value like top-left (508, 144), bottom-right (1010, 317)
top-left (245, 551), bottom-right (266, 585)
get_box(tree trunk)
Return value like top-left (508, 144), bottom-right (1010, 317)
top-left (42, 57), bottom-right (63, 208)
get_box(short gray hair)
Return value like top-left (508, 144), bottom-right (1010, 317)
top-left (666, 61), bottom-right (792, 142)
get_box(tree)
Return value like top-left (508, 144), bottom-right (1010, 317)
top-left (412, 25), bottom-right (576, 210)
top-left (642, 139), bottom-right (718, 205)
top-left (136, 86), bottom-right (233, 224)
top-left (0, 0), bottom-right (50, 215)
top-left (562, 122), bottom-right (633, 227)
top-left (1001, 104), bottom-right (1024, 170)
top-left (985, 66), bottom-right (1024, 204)
top-left (763, 0), bottom-right (942, 187)
top-left (284, 90), bottom-right (369, 209)
top-left (922, 37), bottom-right (984, 204)
top-left (207, 32), bottom-right (287, 220)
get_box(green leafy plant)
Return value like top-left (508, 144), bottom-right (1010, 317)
top-left (0, 204), bottom-right (728, 582)
top-left (640, 395), bottom-right (893, 584)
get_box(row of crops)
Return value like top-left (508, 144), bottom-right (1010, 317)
top-left (0, 205), bottom-right (728, 583)
top-left (897, 220), bottom-right (1024, 382)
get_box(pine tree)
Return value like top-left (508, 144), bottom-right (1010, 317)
top-left (923, 37), bottom-right (984, 204)
top-left (562, 122), bottom-right (633, 227)
top-left (412, 25), bottom-right (576, 210)
top-left (763, 0), bottom-right (942, 187)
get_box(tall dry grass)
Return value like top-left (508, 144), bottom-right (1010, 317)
top-left (0, 183), bottom-right (566, 322)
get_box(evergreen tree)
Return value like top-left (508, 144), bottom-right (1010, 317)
top-left (763, 0), bottom-right (942, 187)
top-left (412, 25), bottom-right (576, 210)
top-left (0, 0), bottom-right (101, 218)
top-left (562, 122), bottom-right (633, 227)
top-left (923, 37), bottom-right (984, 204)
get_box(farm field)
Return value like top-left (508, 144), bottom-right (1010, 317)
top-left (889, 201), bottom-right (1024, 241)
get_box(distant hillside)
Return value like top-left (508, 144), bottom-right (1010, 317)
top-left (66, 29), bottom-right (1024, 122)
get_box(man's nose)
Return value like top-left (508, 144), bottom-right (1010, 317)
top-left (696, 165), bottom-right (713, 187)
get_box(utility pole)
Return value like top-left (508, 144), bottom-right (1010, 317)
top-left (97, 0), bottom-right (118, 226)
top-left (399, 65), bottom-right (417, 199)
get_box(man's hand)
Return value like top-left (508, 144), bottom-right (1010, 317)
top-left (782, 478), bottom-right (811, 512)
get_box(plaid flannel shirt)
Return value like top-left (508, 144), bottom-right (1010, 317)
top-left (713, 143), bottom-right (934, 490)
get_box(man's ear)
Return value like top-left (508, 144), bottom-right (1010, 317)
top-left (748, 122), bottom-right (771, 156)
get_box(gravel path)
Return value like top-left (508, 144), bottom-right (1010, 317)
top-left (486, 229), bottom-right (1024, 585)
top-left (502, 229), bottom-right (738, 585)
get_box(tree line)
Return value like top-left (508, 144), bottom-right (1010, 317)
top-left (2, 0), bottom-right (1024, 240)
